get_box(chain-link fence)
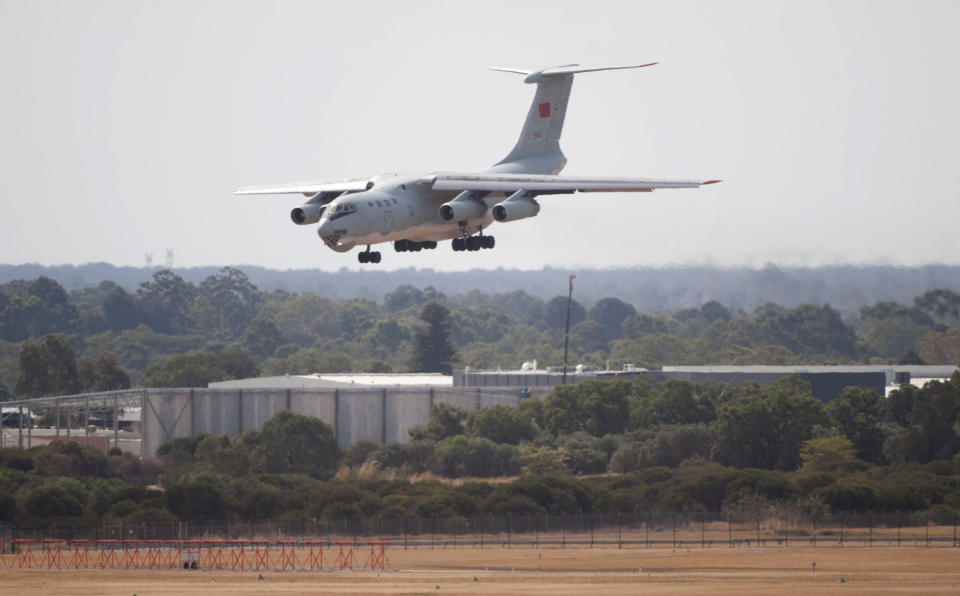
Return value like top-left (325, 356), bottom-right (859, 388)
top-left (4, 510), bottom-right (959, 553)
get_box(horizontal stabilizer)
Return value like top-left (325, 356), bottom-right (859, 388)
top-left (491, 62), bottom-right (657, 83)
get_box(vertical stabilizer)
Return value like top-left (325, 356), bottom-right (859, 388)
top-left (489, 63), bottom-right (657, 175)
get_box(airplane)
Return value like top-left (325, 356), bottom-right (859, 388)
top-left (234, 63), bottom-right (719, 264)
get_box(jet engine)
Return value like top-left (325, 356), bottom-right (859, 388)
top-left (290, 204), bottom-right (326, 225)
top-left (492, 195), bottom-right (540, 223)
top-left (439, 191), bottom-right (487, 222)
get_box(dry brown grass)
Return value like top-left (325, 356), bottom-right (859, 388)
top-left (4, 545), bottom-right (960, 595)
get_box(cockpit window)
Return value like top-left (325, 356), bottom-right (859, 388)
top-left (326, 202), bottom-right (356, 221)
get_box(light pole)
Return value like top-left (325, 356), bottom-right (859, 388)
top-left (562, 274), bottom-right (576, 385)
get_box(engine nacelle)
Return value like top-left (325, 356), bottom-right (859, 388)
top-left (290, 204), bottom-right (326, 225)
top-left (492, 196), bottom-right (540, 223)
top-left (439, 191), bottom-right (487, 222)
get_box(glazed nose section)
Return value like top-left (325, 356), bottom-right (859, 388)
top-left (316, 218), bottom-right (336, 238)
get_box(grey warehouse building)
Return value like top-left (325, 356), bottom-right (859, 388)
top-left (454, 365), bottom-right (959, 402)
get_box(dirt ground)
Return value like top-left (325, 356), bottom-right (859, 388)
top-left (3, 546), bottom-right (960, 595)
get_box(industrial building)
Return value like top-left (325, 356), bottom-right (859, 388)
top-left (2, 365), bottom-right (955, 457)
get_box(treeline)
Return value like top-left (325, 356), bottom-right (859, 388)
top-left (4, 375), bottom-right (960, 528)
top-left (2, 268), bottom-right (960, 398)
top-left (4, 263), bottom-right (960, 315)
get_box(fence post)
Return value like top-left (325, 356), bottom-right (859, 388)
top-left (701, 512), bottom-right (705, 548)
top-left (508, 513), bottom-right (512, 548)
top-left (617, 512), bottom-right (622, 549)
top-left (897, 512), bottom-right (901, 547)
top-left (728, 515), bottom-right (732, 548)
top-left (672, 514), bottom-right (677, 550)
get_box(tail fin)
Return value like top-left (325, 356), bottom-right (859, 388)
top-left (489, 63), bottom-right (657, 174)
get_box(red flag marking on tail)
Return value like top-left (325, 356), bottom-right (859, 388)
top-left (538, 102), bottom-right (551, 118)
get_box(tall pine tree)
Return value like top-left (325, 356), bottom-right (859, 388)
top-left (409, 301), bottom-right (456, 373)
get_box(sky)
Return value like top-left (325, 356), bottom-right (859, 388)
top-left (1, 0), bottom-right (958, 272)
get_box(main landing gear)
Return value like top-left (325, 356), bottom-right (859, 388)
top-left (358, 246), bottom-right (381, 264)
top-left (452, 234), bottom-right (495, 252)
top-left (394, 240), bottom-right (438, 252)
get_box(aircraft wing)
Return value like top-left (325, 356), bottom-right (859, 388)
top-left (233, 177), bottom-right (372, 197)
top-left (420, 173), bottom-right (720, 193)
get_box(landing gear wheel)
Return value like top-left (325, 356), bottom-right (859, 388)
top-left (370, 251), bottom-right (381, 263)
top-left (394, 240), bottom-right (408, 252)
top-left (452, 238), bottom-right (465, 251)
top-left (466, 236), bottom-right (481, 251)
top-left (481, 236), bottom-right (495, 249)
top-left (358, 251), bottom-right (369, 264)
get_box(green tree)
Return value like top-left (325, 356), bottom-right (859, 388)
top-left (144, 350), bottom-right (258, 387)
top-left (78, 354), bottom-right (131, 392)
top-left (542, 385), bottom-right (585, 436)
top-left (409, 301), bottom-right (456, 373)
top-left (100, 282), bottom-right (143, 332)
top-left (718, 377), bottom-right (826, 470)
top-left (409, 402), bottom-right (467, 441)
top-left (191, 267), bottom-right (263, 340)
top-left (826, 386), bottom-right (886, 463)
top-left (467, 404), bottom-right (535, 445)
top-left (914, 289), bottom-right (960, 328)
top-left (799, 436), bottom-right (860, 474)
top-left (587, 297), bottom-right (636, 341)
top-left (254, 410), bottom-right (341, 479)
top-left (543, 295), bottom-right (586, 332)
top-left (580, 379), bottom-right (631, 436)
top-left (241, 317), bottom-right (285, 359)
top-left (135, 269), bottom-right (197, 334)
top-left (15, 334), bottom-right (81, 397)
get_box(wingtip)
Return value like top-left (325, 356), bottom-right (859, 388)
top-left (701, 179), bottom-right (722, 185)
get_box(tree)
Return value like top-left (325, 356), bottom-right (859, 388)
top-left (914, 289), bottom-right (960, 328)
top-left (101, 283), bottom-right (143, 332)
top-left (15, 334), bottom-right (81, 397)
top-left (467, 404), bottom-right (535, 445)
top-left (409, 301), bottom-right (456, 373)
top-left (825, 387), bottom-right (886, 463)
top-left (409, 402), bottom-right (467, 441)
top-left (241, 317), bottom-right (285, 359)
top-left (0, 277), bottom-right (77, 341)
top-left (799, 436), bottom-right (860, 473)
top-left (254, 411), bottom-right (341, 479)
top-left (384, 285), bottom-right (444, 312)
top-left (718, 377), bottom-right (826, 470)
top-left (542, 385), bottom-right (585, 436)
top-left (570, 320), bottom-right (608, 355)
top-left (543, 295), bottom-right (586, 331)
top-left (580, 379), bottom-right (631, 436)
top-left (587, 297), bottom-right (636, 341)
top-left (915, 327), bottom-right (960, 364)
top-left (191, 267), bottom-right (263, 340)
top-left (78, 354), bottom-right (131, 392)
top-left (135, 269), bottom-right (197, 334)
top-left (144, 350), bottom-right (258, 387)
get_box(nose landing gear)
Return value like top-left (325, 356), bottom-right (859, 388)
top-left (358, 246), bottom-right (382, 264)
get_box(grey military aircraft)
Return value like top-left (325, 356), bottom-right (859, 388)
top-left (235, 63), bottom-right (719, 264)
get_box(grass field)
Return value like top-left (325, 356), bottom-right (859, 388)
top-left (3, 545), bottom-right (960, 595)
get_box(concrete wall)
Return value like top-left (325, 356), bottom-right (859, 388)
top-left (140, 386), bottom-right (531, 457)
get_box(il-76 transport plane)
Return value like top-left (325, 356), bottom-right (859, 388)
top-left (235, 63), bottom-right (719, 264)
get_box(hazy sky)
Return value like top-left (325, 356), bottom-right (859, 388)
top-left (2, 0), bottom-right (958, 272)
